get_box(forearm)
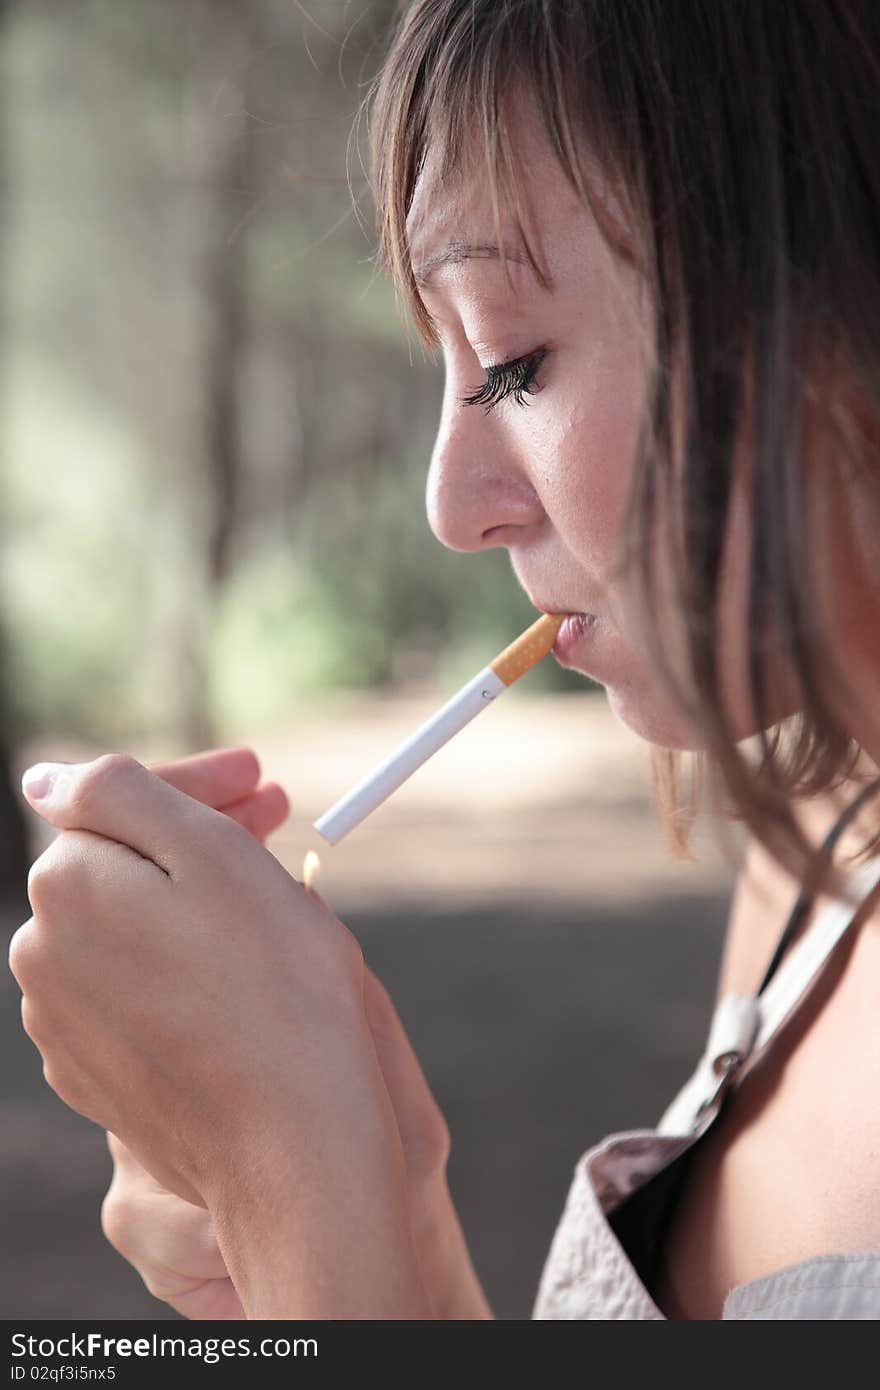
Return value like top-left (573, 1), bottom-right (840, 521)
top-left (208, 1137), bottom-right (490, 1319)
top-left (411, 1174), bottom-right (494, 1319)
top-left (211, 1153), bottom-right (432, 1319)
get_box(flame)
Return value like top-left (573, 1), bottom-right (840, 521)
top-left (302, 849), bottom-right (321, 894)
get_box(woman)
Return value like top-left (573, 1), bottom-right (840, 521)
top-left (10, 1), bottom-right (880, 1318)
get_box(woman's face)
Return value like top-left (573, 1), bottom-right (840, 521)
top-left (407, 110), bottom-right (803, 750)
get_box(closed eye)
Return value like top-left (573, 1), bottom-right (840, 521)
top-left (460, 347), bottom-right (548, 412)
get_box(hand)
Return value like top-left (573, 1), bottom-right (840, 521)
top-left (144, 746), bottom-right (291, 849)
top-left (101, 969), bottom-right (473, 1320)
top-left (102, 1132), bottom-right (244, 1321)
top-left (136, 747), bottom-right (451, 1197)
top-left (9, 751), bottom-right (431, 1316)
top-left (96, 747), bottom-right (462, 1317)
top-left (102, 976), bottom-right (486, 1320)
top-left (147, 746), bottom-right (452, 1196)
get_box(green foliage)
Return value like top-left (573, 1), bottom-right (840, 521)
top-left (2, 0), bottom-right (591, 751)
top-left (206, 551), bottom-right (391, 731)
top-left (2, 353), bottom-right (151, 740)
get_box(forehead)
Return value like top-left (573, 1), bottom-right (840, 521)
top-left (405, 108), bottom-right (629, 293)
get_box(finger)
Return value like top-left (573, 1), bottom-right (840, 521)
top-left (20, 754), bottom-right (221, 874)
top-left (222, 783), bottom-right (290, 843)
top-left (147, 748), bottom-right (262, 811)
top-left (102, 1180), bottom-right (228, 1284)
top-left (363, 969), bottom-right (450, 1185)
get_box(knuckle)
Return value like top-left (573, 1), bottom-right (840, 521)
top-left (41, 1056), bottom-right (65, 1101)
top-left (41, 1053), bottom-right (90, 1119)
top-left (19, 994), bottom-right (44, 1047)
top-left (101, 1190), bottom-right (138, 1260)
top-left (141, 1271), bottom-right (172, 1302)
top-left (26, 837), bottom-right (89, 914)
top-left (430, 1111), bottom-right (452, 1169)
top-left (26, 853), bottom-right (56, 912)
top-left (70, 753), bottom-right (138, 815)
top-left (8, 918), bottom-right (36, 988)
top-left (140, 1262), bottom-right (180, 1301)
top-left (409, 1112), bottom-right (452, 1188)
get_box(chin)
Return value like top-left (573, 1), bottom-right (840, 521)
top-left (604, 682), bottom-right (709, 752)
top-left (604, 673), bottom-right (806, 751)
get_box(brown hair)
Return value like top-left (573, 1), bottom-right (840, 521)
top-left (367, 1), bottom-right (880, 901)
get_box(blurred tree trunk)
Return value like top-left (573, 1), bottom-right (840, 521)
top-left (0, 0), bottom-right (32, 917)
top-left (159, 0), bottom-right (259, 750)
top-left (202, 0), bottom-right (252, 593)
top-left (0, 654), bottom-right (30, 920)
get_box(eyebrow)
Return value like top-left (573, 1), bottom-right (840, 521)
top-left (411, 241), bottom-right (534, 287)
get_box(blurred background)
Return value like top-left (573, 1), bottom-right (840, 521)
top-left (0, 0), bottom-right (737, 1319)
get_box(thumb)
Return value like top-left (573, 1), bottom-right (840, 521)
top-left (20, 753), bottom-right (210, 873)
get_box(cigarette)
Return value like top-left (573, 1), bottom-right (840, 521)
top-left (313, 612), bottom-right (564, 846)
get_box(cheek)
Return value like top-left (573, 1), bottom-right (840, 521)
top-left (539, 354), bottom-right (645, 578)
top-left (564, 375), bottom-right (780, 746)
top-left (640, 428), bottom-right (804, 744)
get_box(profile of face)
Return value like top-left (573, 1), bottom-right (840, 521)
top-left (405, 104), bottom-right (843, 753)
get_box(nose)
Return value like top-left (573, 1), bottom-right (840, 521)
top-left (425, 383), bottom-right (545, 553)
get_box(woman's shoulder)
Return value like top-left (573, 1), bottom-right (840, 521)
top-left (655, 770), bottom-right (880, 1318)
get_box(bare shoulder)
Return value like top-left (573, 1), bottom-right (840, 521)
top-left (717, 768), bottom-right (880, 1242)
top-left (657, 770), bottom-right (880, 1317)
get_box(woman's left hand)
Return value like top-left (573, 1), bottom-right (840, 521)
top-left (8, 753), bottom-right (430, 1317)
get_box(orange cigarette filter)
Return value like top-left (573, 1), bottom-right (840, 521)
top-left (490, 613), bottom-right (564, 684)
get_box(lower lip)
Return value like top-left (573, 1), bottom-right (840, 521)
top-left (552, 613), bottom-right (598, 662)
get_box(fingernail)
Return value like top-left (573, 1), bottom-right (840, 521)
top-left (21, 763), bottom-right (65, 802)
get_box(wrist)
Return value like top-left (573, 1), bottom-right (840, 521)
top-left (206, 1096), bottom-right (433, 1319)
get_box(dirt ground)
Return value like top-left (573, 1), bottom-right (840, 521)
top-left (1, 692), bottom-right (738, 1319)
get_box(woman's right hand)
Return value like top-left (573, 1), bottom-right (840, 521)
top-left (102, 962), bottom-right (480, 1320)
top-left (99, 746), bottom-right (487, 1318)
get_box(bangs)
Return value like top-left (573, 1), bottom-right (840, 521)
top-left (367, 1), bottom-right (644, 346)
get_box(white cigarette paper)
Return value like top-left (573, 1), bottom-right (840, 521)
top-left (313, 612), bottom-right (564, 846)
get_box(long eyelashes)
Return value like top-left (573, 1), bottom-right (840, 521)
top-left (460, 347), bottom-right (548, 412)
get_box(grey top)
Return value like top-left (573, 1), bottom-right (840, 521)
top-left (724, 1255), bottom-right (880, 1320)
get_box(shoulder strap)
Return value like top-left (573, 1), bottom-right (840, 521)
top-left (756, 775), bottom-right (880, 994)
top-left (747, 851), bottom-right (880, 1064)
top-left (657, 778), bottom-right (880, 1139)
